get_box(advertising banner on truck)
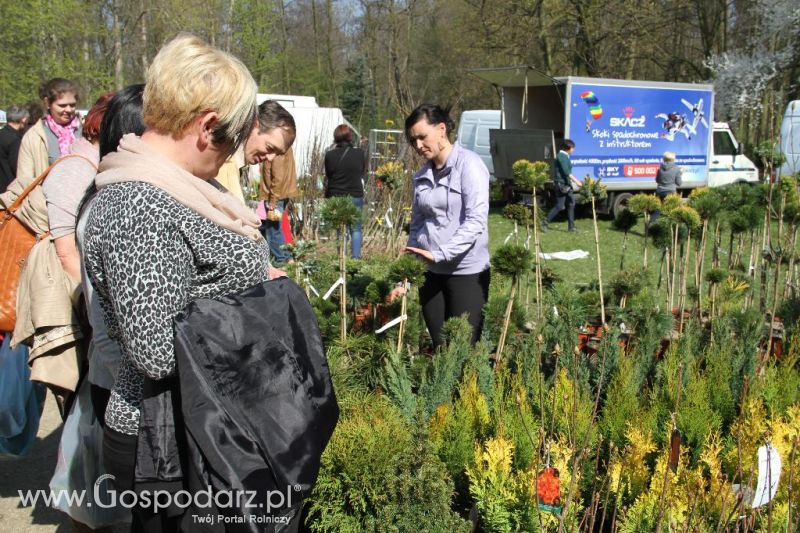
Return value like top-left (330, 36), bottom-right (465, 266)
top-left (566, 82), bottom-right (713, 185)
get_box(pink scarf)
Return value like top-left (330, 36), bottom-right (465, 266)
top-left (45, 114), bottom-right (80, 156)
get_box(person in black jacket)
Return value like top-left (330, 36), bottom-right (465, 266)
top-left (0, 105), bottom-right (29, 192)
top-left (324, 124), bottom-right (365, 258)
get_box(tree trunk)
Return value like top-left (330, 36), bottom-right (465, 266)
top-left (278, 0), bottom-right (291, 93)
top-left (112, 4), bottom-right (123, 90)
top-left (140, 1), bottom-right (148, 74)
top-left (325, 0), bottom-right (338, 105)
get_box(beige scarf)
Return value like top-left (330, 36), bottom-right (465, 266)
top-left (95, 134), bottom-right (263, 241)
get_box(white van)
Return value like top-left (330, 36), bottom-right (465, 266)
top-left (457, 110), bottom-right (501, 177)
top-left (779, 100), bottom-right (800, 178)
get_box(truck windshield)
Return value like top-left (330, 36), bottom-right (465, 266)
top-left (713, 131), bottom-right (737, 156)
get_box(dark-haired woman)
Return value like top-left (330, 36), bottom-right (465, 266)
top-left (324, 123), bottom-right (365, 258)
top-left (404, 104), bottom-right (491, 348)
top-left (16, 78), bottom-right (82, 182)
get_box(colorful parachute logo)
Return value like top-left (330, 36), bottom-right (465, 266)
top-left (580, 91), bottom-right (603, 131)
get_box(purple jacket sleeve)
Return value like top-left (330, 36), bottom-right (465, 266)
top-left (431, 160), bottom-right (489, 263)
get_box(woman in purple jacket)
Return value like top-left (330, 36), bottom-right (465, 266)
top-left (404, 104), bottom-right (491, 347)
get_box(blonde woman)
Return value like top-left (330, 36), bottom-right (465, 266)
top-left (82, 34), bottom-right (290, 530)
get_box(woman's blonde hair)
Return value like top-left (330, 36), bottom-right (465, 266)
top-left (143, 34), bottom-right (256, 151)
top-left (663, 151), bottom-right (676, 162)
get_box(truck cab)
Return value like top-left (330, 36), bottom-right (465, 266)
top-left (708, 122), bottom-right (759, 187)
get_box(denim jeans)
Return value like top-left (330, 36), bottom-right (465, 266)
top-left (336, 196), bottom-right (363, 258)
top-left (545, 190), bottom-right (576, 230)
top-left (259, 199), bottom-right (290, 264)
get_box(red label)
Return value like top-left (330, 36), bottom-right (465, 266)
top-left (623, 164), bottom-right (659, 177)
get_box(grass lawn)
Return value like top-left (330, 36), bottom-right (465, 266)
top-left (488, 206), bottom-right (650, 287)
top-left (487, 205), bottom-right (799, 312)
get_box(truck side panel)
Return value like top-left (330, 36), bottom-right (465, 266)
top-left (565, 82), bottom-right (714, 190)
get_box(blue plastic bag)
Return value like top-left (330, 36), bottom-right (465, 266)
top-left (0, 335), bottom-right (45, 456)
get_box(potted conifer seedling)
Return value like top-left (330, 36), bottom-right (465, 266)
top-left (388, 254), bottom-right (427, 352)
top-left (492, 243), bottom-right (533, 362)
top-left (512, 159), bottom-right (551, 320)
top-left (627, 193), bottom-right (661, 268)
top-left (577, 175), bottom-right (608, 324)
top-left (320, 196), bottom-right (361, 341)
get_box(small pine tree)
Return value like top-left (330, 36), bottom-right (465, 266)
top-left (578, 176), bottom-right (609, 324)
top-left (320, 197), bottom-right (361, 341)
top-left (493, 244), bottom-right (534, 362)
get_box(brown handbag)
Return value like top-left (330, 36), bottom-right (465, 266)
top-left (0, 156), bottom-right (84, 333)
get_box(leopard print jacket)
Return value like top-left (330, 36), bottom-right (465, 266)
top-left (82, 182), bottom-right (270, 435)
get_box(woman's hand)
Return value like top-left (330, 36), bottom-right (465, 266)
top-left (269, 266), bottom-right (287, 279)
top-left (404, 246), bottom-right (434, 262)
top-left (387, 284), bottom-right (407, 303)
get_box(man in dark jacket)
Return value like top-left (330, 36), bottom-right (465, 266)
top-left (0, 105), bottom-right (29, 193)
top-left (544, 139), bottom-right (581, 232)
top-left (652, 151), bottom-right (683, 222)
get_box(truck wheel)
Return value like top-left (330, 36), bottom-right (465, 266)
top-left (612, 192), bottom-right (633, 219)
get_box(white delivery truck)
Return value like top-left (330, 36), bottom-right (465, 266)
top-left (457, 110), bottom-right (501, 177)
top-left (469, 66), bottom-right (760, 216)
top-left (778, 100), bottom-right (800, 179)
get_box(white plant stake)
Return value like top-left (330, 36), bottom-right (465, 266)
top-left (323, 277), bottom-right (345, 300)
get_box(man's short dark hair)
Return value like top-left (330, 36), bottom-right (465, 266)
top-left (6, 105), bottom-right (29, 124)
top-left (560, 139), bottom-right (575, 151)
top-left (257, 100), bottom-right (296, 140)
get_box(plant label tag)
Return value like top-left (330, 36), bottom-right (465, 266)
top-left (322, 277), bottom-right (344, 300)
top-left (305, 279), bottom-right (320, 297)
top-left (751, 443), bottom-right (781, 508)
top-left (375, 314), bottom-right (407, 334)
top-left (536, 467), bottom-right (562, 515)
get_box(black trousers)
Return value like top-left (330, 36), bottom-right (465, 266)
top-left (103, 428), bottom-right (183, 533)
top-left (545, 190), bottom-right (576, 229)
top-left (419, 268), bottom-right (490, 348)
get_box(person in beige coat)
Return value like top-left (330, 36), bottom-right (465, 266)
top-left (0, 78), bottom-right (85, 416)
top-left (16, 78), bottom-right (82, 183)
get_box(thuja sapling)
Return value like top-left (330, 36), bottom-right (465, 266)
top-left (319, 196), bottom-right (361, 341)
top-left (577, 176), bottom-right (608, 324)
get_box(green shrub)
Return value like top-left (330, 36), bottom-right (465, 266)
top-left (418, 317), bottom-right (473, 417)
top-left (601, 353), bottom-right (640, 447)
top-left (307, 395), bottom-right (470, 532)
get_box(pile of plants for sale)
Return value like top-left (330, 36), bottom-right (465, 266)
top-left (293, 185), bottom-right (800, 532)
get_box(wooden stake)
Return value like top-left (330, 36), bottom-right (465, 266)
top-left (396, 278), bottom-right (408, 353)
top-left (495, 278), bottom-right (518, 363)
top-left (339, 223), bottom-right (347, 342)
top-left (591, 196), bottom-right (606, 324)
